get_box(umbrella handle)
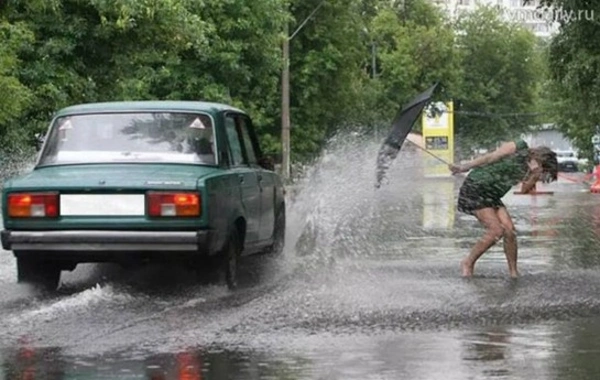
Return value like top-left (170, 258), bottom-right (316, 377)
top-left (405, 139), bottom-right (451, 166)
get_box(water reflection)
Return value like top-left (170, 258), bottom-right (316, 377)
top-left (466, 328), bottom-right (510, 362)
top-left (543, 192), bottom-right (600, 269)
top-left (462, 327), bottom-right (512, 378)
top-left (8, 318), bottom-right (600, 380)
top-left (1, 342), bottom-right (310, 380)
top-left (146, 351), bottom-right (202, 380)
top-left (1, 339), bottom-right (65, 379)
top-left (421, 179), bottom-right (456, 231)
top-left (524, 196), bottom-right (561, 239)
top-left (552, 317), bottom-right (600, 380)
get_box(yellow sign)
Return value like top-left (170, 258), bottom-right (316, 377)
top-left (422, 101), bottom-right (454, 177)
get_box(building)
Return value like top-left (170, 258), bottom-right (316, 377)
top-left (521, 128), bottom-right (575, 151)
top-left (432, 0), bottom-right (559, 38)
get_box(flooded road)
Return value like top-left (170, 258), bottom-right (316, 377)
top-left (1, 141), bottom-right (600, 379)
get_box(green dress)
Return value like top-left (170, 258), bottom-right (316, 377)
top-left (457, 139), bottom-right (530, 215)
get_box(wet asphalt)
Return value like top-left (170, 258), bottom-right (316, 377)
top-left (1, 171), bottom-right (600, 379)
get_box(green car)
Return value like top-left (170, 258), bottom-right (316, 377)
top-left (1, 101), bottom-right (286, 290)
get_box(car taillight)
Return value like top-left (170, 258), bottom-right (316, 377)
top-left (147, 192), bottom-right (200, 217)
top-left (7, 192), bottom-right (59, 218)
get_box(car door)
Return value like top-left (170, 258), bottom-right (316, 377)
top-left (223, 113), bottom-right (261, 244)
top-left (236, 115), bottom-right (276, 242)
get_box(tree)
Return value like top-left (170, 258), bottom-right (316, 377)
top-left (0, 19), bottom-right (34, 148)
top-left (368, 0), bottom-right (462, 126)
top-left (541, 0), bottom-right (600, 160)
top-left (1, 0), bottom-right (287, 155)
top-left (452, 6), bottom-right (544, 154)
top-left (0, 0), bottom-right (552, 166)
top-left (287, 0), bottom-right (372, 161)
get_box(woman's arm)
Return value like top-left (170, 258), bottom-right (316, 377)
top-left (520, 172), bottom-right (541, 193)
top-left (449, 141), bottom-right (518, 173)
top-left (520, 159), bottom-right (543, 193)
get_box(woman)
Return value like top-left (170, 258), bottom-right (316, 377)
top-left (449, 139), bottom-right (558, 278)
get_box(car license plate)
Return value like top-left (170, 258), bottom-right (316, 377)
top-left (60, 194), bottom-right (145, 216)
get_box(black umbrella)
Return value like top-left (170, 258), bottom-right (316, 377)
top-left (375, 83), bottom-right (441, 188)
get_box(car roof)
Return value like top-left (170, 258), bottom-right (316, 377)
top-left (55, 100), bottom-right (244, 117)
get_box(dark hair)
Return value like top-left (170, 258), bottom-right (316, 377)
top-left (529, 146), bottom-right (558, 183)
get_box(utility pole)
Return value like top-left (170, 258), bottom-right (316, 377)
top-left (371, 42), bottom-right (377, 78)
top-left (281, 0), bottom-right (326, 180)
top-left (281, 23), bottom-right (291, 179)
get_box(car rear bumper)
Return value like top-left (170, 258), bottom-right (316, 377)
top-left (0, 230), bottom-right (212, 252)
top-left (559, 161), bottom-right (579, 172)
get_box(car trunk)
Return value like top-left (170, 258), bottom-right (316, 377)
top-left (3, 163), bottom-right (219, 230)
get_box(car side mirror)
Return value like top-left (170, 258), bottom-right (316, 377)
top-left (258, 155), bottom-right (275, 171)
top-left (33, 133), bottom-right (45, 151)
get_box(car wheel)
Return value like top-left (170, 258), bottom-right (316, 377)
top-left (16, 255), bottom-right (61, 291)
top-left (267, 206), bottom-right (286, 256)
top-left (221, 228), bottom-right (241, 290)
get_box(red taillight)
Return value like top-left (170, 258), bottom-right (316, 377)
top-left (8, 192), bottom-right (59, 218)
top-left (147, 192), bottom-right (200, 217)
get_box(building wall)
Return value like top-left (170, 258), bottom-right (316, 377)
top-left (521, 129), bottom-right (574, 151)
top-left (432, 0), bottom-right (559, 38)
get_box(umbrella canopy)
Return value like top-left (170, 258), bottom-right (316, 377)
top-left (375, 83), bottom-right (439, 188)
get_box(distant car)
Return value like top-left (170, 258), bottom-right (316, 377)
top-left (1, 101), bottom-right (286, 290)
top-left (555, 149), bottom-right (579, 172)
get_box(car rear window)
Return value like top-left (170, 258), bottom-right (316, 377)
top-left (38, 112), bottom-right (217, 166)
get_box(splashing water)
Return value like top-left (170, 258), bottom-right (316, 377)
top-left (0, 148), bottom-right (37, 189)
top-left (284, 129), bottom-right (432, 268)
top-left (12, 284), bottom-right (135, 324)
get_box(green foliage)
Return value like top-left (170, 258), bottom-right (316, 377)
top-left (1, 0), bottom-right (287, 155)
top-left (0, 0), bottom-right (549, 165)
top-left (370, 1), bottom-right (461, 118)
top-left (541, 0), bottom-right (600, 159)
top-left (452, 6), bottom-right (544, 154)
top-left (288, 0), bottom-right (371, 161)
top-left (0, 20), bottom-right (34, 144)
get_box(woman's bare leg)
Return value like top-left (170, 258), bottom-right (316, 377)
top-left (461, 207), bottom-right (504, 277)
top-left (495, 207), bottom-right (518, 278)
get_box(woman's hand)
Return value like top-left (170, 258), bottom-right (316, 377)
top-left (449, 163), bottom-right (467, 174)
top-left (520, 170), bottom-right (541, 193)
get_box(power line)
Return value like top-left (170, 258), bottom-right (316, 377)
top-left (289, 0), bottom-right (327, 40)
top-left (424, 102), bottom-right (549, 118)
top-left (452, 111), bottom-right (544, 117)
top-left (425, 110), bottom-right (547, 118)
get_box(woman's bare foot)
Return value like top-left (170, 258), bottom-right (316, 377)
top-left (461, 259), bottom-right (474, 277)
top-left (509, 270), bottom-right (519, 279)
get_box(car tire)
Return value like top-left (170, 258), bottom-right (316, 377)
top-left (16, 255), bottom-right (61, 291)
top-left (267, 205), bottom-right (286, 256)
top-left (221, 228), bottom-right (242, 290)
